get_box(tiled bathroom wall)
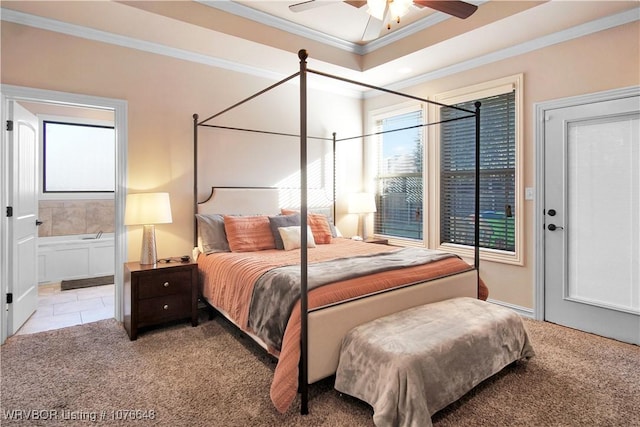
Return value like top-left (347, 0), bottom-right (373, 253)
top-left (38, 199), bottom-right (115, 237)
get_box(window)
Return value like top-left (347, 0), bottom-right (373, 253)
top-left (43, 121), bottom-right (115, 193)
top-left (372, 106), bottom-right (424, 241)
top-left (435, 75), bottom-right (523, 264)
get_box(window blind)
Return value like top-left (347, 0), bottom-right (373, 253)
top-left (440, 91), bottom-right (515, 251)
top-left (374, 109), bottom-right (424, 240)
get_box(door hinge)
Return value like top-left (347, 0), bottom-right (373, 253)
top-left (6, 293), bottom-right (13, 304)
top-left (6, 120), bottom-right (13, 131)
top-left (6, 206), bottom-right (13, 217)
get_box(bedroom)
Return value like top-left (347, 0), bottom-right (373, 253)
top-left (2, 0), bottom-right (638, 335)
top-left (0, 0), bottom-right (638, 424)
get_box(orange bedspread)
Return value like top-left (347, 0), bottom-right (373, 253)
top-left (198, 238), bottom-right (398, 328)
top-left (197, 238), bottom-right (476, 413)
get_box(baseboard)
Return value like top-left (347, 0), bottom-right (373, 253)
top-left (487, 298), bottom-right (535, 318)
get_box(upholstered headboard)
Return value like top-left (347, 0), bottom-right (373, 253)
top-left (194, 186), bottom-right (336, 248)
top-left (197, 187), bottom-right (281, 216)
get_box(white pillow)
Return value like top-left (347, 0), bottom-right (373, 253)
top-left (278, 225), bottom-right (316, 251)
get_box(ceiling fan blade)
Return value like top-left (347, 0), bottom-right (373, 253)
top-left (344, 0), bottom-right (367, 7)
top-left (289, 0), bottom-right (329, 13)
top-left (413, 1), bottom-right (478, 19)
top-left (361, 15), bottom-right (384, 41)
top-left (361, 2), bottom-right (389, 41)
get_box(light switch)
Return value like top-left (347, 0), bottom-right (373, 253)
top-left (525, 187), bottom-right (534, 200)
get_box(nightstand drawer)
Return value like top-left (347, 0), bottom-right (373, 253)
top-left (124, 261), bottom-right (198, 340)
top-left (138, 294), bottom-right (191, 325)
top-left (138, 269), bottom-right (192, 299)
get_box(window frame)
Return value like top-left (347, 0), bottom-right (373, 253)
top-left (369, 102), bottom-right (427, 246)
top-left (430, 74), bottom-right (524, 265)
top-left (39, 115), bottom-right (115, 200)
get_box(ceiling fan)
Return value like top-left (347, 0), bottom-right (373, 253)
top-left (289, 0), bottom-right (478, 41)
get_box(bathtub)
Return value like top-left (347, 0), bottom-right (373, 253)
top-left (38, 233), bottom-right (115, 284)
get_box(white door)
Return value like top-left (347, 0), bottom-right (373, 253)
top-left (8, 101), bottom-right (39, 335)
top-left (544, 95), bottom-right (640, 345)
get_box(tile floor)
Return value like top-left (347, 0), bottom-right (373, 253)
top-left (16, 282), bottom-right (115, 335)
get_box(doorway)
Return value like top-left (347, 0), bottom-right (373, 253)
top-left (0, 85), bottom-right (127, 344)
top-left (22, 101), bottom-right (116, 335)
top-left (535, 87), bottom-right (640, 345)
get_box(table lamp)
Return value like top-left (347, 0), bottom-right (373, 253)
top-left (348, 192), bottom-right (377, 240)
top-left (124, 192), bottom-right (172, 265)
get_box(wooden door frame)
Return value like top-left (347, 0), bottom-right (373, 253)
top-left (533, 85), bottom-right (640, 322)
top-left (0, 85), bottom-right (128, 343)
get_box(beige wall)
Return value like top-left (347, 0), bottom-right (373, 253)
top-left (365, 21), bottom-right (640, 309)
top-left (1, 22), bottom-right (363, 261)
top-left (2, 16), bottom-right (638, 310)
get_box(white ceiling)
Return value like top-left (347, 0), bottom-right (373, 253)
top-left (199, 0), bottom-right (491, 56)
top-left (230, 0), bottom-right (451, 45)
top-left (193, 0), bottom-right (639, 88)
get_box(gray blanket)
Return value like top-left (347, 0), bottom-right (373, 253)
top-left (334, 297), bottom-right (535, 427)
top-left (247, 248), bottom-right (456, 351)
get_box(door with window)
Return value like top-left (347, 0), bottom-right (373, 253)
top-left (544, 95), bottom-right (640, 345)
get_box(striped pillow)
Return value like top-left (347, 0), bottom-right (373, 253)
top-left (223, 215), bottom-right (276, 252)
top-left (306, 214), bottom-right (333, 244)
top-left (281, 209), bottom-right (333, 244)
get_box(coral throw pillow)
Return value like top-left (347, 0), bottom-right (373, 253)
top-left (281, 209), bottom-right (333, 244)
top-left (223, 215), bottom-right (276, 252)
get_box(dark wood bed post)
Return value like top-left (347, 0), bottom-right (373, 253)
top-left (332, 132), bottom-right (337, 225)
top-left (298, 48), bottom-right (310, 415)
top-left (193, 113), bottom-right (199, 248)
top-left (474, 102), bottom-right (481, 286)
top-left (192, 51), bottom-right (481, 414)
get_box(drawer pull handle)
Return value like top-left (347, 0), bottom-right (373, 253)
top-left (163, 304), bottom-right (169, 310)
top-left (163, 282), bottom-right (170, 288)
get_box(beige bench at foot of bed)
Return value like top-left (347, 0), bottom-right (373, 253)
top-left (334, 297), bottom-right (535, 427)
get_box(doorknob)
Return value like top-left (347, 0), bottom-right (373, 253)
top-left (36, 219), bottom-right (43, 226)
top-left (547, 224), bottom-right (564, 231)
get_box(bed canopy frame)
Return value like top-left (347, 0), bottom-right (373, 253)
top-left (193, 49), bottom-right (481, 415)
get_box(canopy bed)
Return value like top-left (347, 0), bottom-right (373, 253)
top-left (192, 50), bottom-right (483, 415)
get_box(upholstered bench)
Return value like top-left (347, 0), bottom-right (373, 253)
top-left (334, 297), bottom-right (534, 427)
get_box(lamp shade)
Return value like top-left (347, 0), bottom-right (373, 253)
top-left (124, 192), bottom-right (172, 225)
top-left (348, 192), bottom-right (377, 214)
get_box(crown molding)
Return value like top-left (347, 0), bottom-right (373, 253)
top-left (0, 7), bottom-right (364, 98)
top-left (355, 0), bottom-right (488, 54)
top-left (2, 5), bottom-right (637, 98)
top-left (372, 6), bottom-right (640, 97)
top-left (0, 8), bottom-right (288, 82)
top-left (360, 10), bottom-right (451, 54)
top-left (196, 0), bottom-right (363, 54)
top-left (197, 0), bottom-right (486, 56)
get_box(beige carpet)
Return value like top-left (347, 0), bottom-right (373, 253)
top-left (1, 313), bottom-right (638, 426)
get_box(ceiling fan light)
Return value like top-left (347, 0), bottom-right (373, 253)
top-left (389, 0), bottom-right (411, 20)
top-left (366, 0), bottom-right (386, 20)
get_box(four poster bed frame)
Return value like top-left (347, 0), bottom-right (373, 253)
top-left (192, 49), bottom-right (482, 415)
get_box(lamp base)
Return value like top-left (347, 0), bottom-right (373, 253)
top-left (358, 213), bottom-right (368, 241)
top-left (140, 224), bottom-right (157, 265)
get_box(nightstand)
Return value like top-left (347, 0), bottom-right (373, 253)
top-left (123, 261), bottom-right (198, 340)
